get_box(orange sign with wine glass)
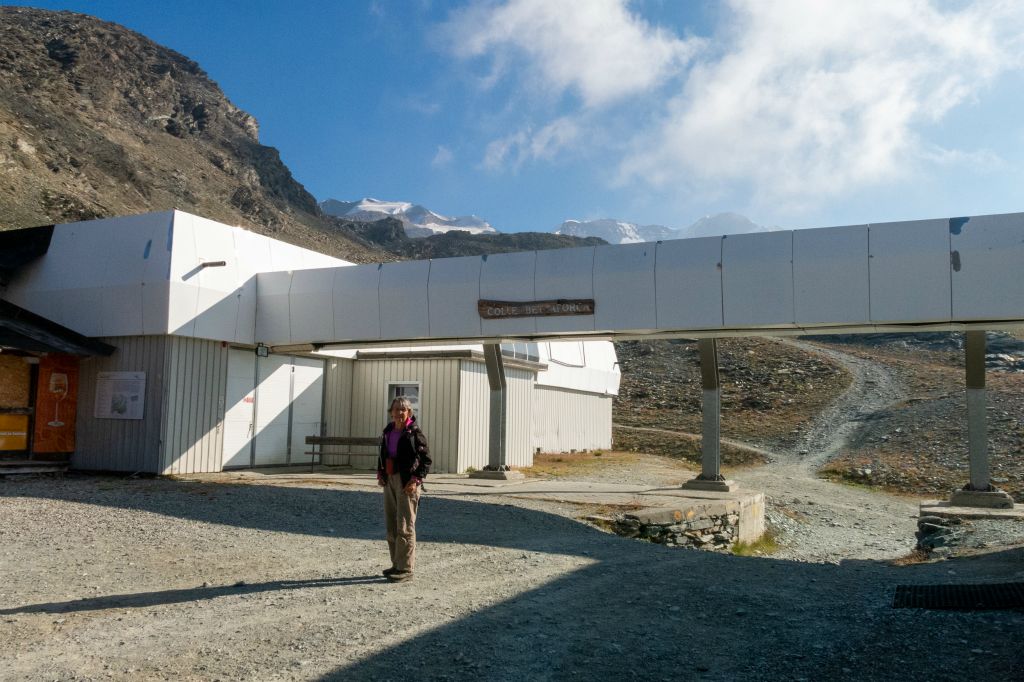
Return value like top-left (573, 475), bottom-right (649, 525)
top-left (33, 355), bottom-right (79, 453)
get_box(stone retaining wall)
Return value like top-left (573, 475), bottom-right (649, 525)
top-left (610, 493), bottom-right (764, 552)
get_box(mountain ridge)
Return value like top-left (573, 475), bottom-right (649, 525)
top-left (321, 197), bottom-right (496, 238)
top-left (0, 6), bottom-right (394, 263)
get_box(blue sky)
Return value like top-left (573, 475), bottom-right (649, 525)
top-left (10, 1), bottom-right (1024, 232)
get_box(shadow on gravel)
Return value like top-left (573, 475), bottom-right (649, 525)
top-left (324, 549), bottom-right (1024, 681)
top-left (0, 576), bottom-right (384, 615)
top-left (4, 476), bottom-right (1022, 680)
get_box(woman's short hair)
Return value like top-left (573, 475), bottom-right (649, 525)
top-left (389, 396), bottom-right (414, 413)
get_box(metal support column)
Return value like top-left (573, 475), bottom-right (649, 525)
top-left (949, 331), bottom-right (1013, 508)
top-left (682, 338), bottom-right (735, 492)
top-left (469, 343), bottom-right (523, 480)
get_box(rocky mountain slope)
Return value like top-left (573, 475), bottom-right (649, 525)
top-left (612, 338), bottom-right (853, 464)
top-left (0, 7), bottom-right (392, 262)
top-left (613, 332), bottom-right (1024, 502)
top-left (337, 216), bottom-right (604, 259)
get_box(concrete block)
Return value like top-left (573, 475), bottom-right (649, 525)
top-left (681, 478), bottom-right (737, 493)
top-left (947, 488), bottom-right (1014, 509)
top-left (628, 508), bottom-right (684, 525)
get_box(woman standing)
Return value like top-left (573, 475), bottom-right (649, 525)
top-left (377, 396), bottom-right (431, 582)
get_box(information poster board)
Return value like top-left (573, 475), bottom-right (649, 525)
top-left (94, 372), bottom-right (146, 420)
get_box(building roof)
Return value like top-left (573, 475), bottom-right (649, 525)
top-left (0, 298), bottom-right (115, 356)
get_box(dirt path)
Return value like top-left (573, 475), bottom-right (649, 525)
top-left (725, 340), bottom-right (918, 562)
top-left (778, 339), bottom-right (906, 472)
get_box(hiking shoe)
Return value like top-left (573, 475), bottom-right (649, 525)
top-left (382, 567), bottom-right (398, 577)
top-left (386, 570), bottom-right (413, 583)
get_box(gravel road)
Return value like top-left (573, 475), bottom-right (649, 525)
top-left (2, 345), bottom-right (1023, 681)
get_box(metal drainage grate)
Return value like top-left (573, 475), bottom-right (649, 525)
top-left (892, 583), bottom-right (1024, 610)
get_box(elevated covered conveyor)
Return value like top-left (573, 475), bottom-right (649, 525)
top-left (258, 212), bottom-right (1024, 349)
top-left (259, 211), bottom-right (1024, 505)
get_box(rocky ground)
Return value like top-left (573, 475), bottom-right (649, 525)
top-left (613, 333), bottom-right (1024, 501)
top-left (612, 338), bottom-right (852, 464)
top-left (812, 334), bottom-right (1024, 502)
top-left (2, 465), bottom-right (1024, 682)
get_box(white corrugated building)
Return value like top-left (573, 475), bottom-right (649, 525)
top-left (0, 210), bottom-right (619, 474)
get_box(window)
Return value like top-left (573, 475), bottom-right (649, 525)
top-left (387, 382), bottom-right (421, 417)
top-left (500, 342), bottom-right (539, 362)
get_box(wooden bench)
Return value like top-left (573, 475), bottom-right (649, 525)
top-left (304, 436), bottom-right (380, 470)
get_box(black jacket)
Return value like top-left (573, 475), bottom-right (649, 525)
top-left (377, 417), bottom-right (431, 487)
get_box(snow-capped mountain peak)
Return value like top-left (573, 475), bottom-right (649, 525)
top-left (320, 198), bottom-right (497, 238)
top-left (553, 213), bottom-right (771, 244)
top-left (556, 218), bottom-right (676, 244)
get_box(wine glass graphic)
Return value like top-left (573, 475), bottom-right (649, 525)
top-left (48, 373), bottom-right (69, 427)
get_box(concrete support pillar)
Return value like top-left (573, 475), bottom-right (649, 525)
top-left (949, 331), bottom-right (1013, 509)
top-left (682, 338), bottom-right (735, 492)
top-left (965, 330), bottom-right (990, 491)
top-left (469, 344), bottom-right (523, 480)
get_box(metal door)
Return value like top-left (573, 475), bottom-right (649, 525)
top-left (253, 353), bottom-right (291, 465)
top-left (222, 348), bottom-right (256, 468)
top-left (288, 357), bottom-right (324, 463)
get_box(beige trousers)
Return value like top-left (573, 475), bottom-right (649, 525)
top-left (383, 475), bottom-right (420, 572)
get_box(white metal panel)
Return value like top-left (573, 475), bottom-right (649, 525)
top-left (231, 229), bottom-right (270, 344)
top-left (141, 280), bottom-right (171, 336)
top-left (233, 227), bottom-right (276, 280)
top-left (793, 225), bottom-right (870, 326)
top-left (456, 361), bottom-right (489, 473)
top-left (506, 366), bottom-right (534, 468)
top-left (140, 219), bottom-right (174, 335)
top-left (223, 348), bottom-right (256, 468)
top-left (160, 337), bottom-right (228, 474)
top-left (253, 354), bottom-right (291, 465)
top-left (289, 357), bottom-right (324, 462)
top-left (166, 212), bottom-right (201, 337)
top-left (379, 260), bottom-right (431, 340)
top-left (535, 246), bottom-right (595, 333)
top-left (594, 243), bottom-right (656, 332)
top-left (254, 271), bottom-right (294, 344)
top-left (869, 218), bottom-right (951, 324)
top-left (536, 340), bottom-right (621, 394)
top-left (532, 386), bottom-right (612, 452)
top-left (233, 275), bottom-right (258, 344)
top-left (480, 251), bottom-right (537, 336)
top-left (722, 231), bottom-right (795, 328)
top-left (655, 236), bottom-right (723, 329)
top-left (333, 264), bottom-right (381, 342)
top-left (321, 357), bottom-right (355, 465)
top-left (268, 235), bottom-right (349, 271)
top-left (427, 256), bottom-right (483, 338)
top-left (950, 213), bottom-right (1024, 321)
top-left (58, 287), bottom-right (106, 337)
top-left (191, 218), bottom-right (242, 342)
top-left (96, 220), bottom-right (151, 336)
top-left (290, 268), bottom-right (336, 342)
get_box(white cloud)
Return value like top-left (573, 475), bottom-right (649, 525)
top-left (447, 0), bottom-right (1024, 209)
top-left (432, 145), bottom-right (454, 167)
top-left (619, 0), bottom-right (1024, 206)
top-left (446, 0), bottom-right (702, 107)
top-left (483, 117), bottom-right (580, 171)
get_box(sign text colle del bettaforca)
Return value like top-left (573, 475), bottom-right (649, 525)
top-left (477, 299), bottom-right (595, 319)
